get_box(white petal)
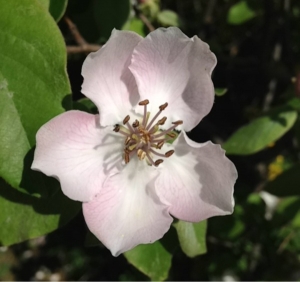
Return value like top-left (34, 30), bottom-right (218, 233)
top-left (31, 111), bottom-right (124, 202)
top-left (129, 27), bottom-right (217, 131)
top-left (156, 132), bottom-right (237, 222)
top-left (81, 29), bottom-right (143, 126)
top-left (83, 158), bottom-right (173, 256)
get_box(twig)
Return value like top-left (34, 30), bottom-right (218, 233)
top-left (133, 4), bottom-right (155, 32)
top-left (64, 16), bottom-right (101, 54)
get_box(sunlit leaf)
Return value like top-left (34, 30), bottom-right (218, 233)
top-left (0, 178), bottom-right (81, 246)
top-left (122, 17), bottom-right (146, 37)
top-left (264, 164), bottom-right (300, 197)
top-left (223, 106), bottom-right (297, 155)
top-left (157, 10), bottom-right (180, 27)
top-left (215, 88), bottom-right (228, 96)
top-left (124, 241), bottom-right (171, 281)
top-left (174, 220), bottom-right (207, 258)
top-left (0, 0), bottom-right (71, 195)
top-left (227, 1), bottom-right (256, 25)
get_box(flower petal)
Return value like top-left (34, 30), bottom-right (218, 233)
top-left (129, 27), bottom-right (217, 131)
top-left (81, 29), bottom-right (143, 126)
top-left (83, 158), bottom-right (173, 256)
top-left (156, 132), bottom-right (237, 222)
top-left (31, 111), bottom-right (124, 202)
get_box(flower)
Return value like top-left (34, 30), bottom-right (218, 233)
top-left (31, 27), bottom-right (237, 256)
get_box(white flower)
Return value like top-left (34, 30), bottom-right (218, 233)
top-left (32, 27), bottom-right (237, 256)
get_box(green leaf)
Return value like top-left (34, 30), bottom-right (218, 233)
top-left (124, 241), bottom-right (171, 281)
top-left (0, 0), bottom-right (71, 195)
top-left (227, 1), bottom-right (256, 25)
top-left (215, 88), bottom-right (228, 96)
top-left (157, 10), bottom-right (180, 27)
top-left (264, 164), bottom-right (300, 197)
top-left (93, 0), bottom-right (131, 40)
top-left (122, 17), bottom-right (146, 37)
top-left (223, 106), bottom-right (297, 155)
top-left (0, 178), bottom-right (81, 246)
top-left (173, 220), bottom-right (207, 258)
top-left (73, 98), bottom-right (98, 114)
top-left (39, 0), bottom-right (68, 21)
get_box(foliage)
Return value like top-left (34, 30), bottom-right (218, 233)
top-left (1, 0), bottom-right (300, 280)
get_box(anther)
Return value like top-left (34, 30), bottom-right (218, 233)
top-left (167, 132), bottom-right (177, 138)
top-left (157, 141), bottom-right (164, 149)
top-left (154, 159), bottom-right (164, 166)
top-left (139, 99), bottom-right (149, 106)
top-left (165, 150), bottom-right (175, 157)
top-left (113, 124), bottom-right (120, 132)
top-left (125, 136), bottom-right (131, 145)
top-left (132, 120), bottom-right (139, 127)
top-left (159, 103), bottom-right (168, 111)
top-left (124, 152), bottom-right (130, 164)
top-left (123, 115), bottom-right (130, 124)
top-left (172, 120), bottom-right (183, 125)
top-left (137, 149), bottom-right (146, 160)
top-left (157, 117), bottom-right (167, 125)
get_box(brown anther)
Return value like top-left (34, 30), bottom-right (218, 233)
top-left (123, 115), bottom-right (130, 124)
top-left (157, 116), bottom-right (167, 125)
top-left (113, 124), bottom-right (120, 132)
top-left (154, 159), bottom-right (164, 167)
top-left (157, 141), bottom-right (164, 149)
top-left (125, 136), bottom-right (131, 145)
top-left (132, 120), bottom-right (139, 127)
top-left (165, 150), bottom-right (175, 157)
top-left (137, 149), bottom-right (146, 160)
top-left (124, 152), bottom-right (130, 164)
top-left (172, 120), bottom-right (183, 125)
top-left (159, 102), bottom-right (168, 111)
top-left (139, 99), bottom-right (149, 106)
top-left (167, 132), bottom-right (177, 138)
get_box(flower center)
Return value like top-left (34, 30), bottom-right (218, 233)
top-left (113, 99), bottom-right (182, 166)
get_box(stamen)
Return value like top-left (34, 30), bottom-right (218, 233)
top-left (139, 99), bottom-right (149, 106)
top-left (154, 159), bottom-right (164, 167)
top-left (123, 115), bottom-right (130, 125)
top-left (113, 124), bottom-right (120, 132)
top-left (172, 120), bottom-right (183, 125)
top-left (157, 117), bottom-right (167, 125)
top-left (159, 103), bottom-right (168, 111)
top-left (125, 136), bottom-right (131, 145)
top-left (132, 120), bottom-right (139, 128)
top-left (137, 149), bottom-right (146, 160)
top-left (157, 140), bottom-right (164, 149)
top-left (165, 150), bottom-right (175, 157)
top-left (124, 152), bottom-right (130, 164)
top-left (149, 148), bottom-right (166, 158)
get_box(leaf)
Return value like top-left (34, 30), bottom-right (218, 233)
top-left (215, 88), bottom-right (228, 96)
top-left (122, 17), bottom-right (146, 37)
top-left (93, 0), bottom-right (131, 40)
top-left (264, 164), bottom-right (300, 197)
top-left (39, 0), bottom-right (68, 21)
top-left (0, 178), bottom-right (81, 246)
top-left (173, 220), bottom-right (207, 258)
top-left (223, 106), bottom-right (297, 155)
top-left (73, 98), bottom-right (98, 114)
top-left (0, 0), bottom-right (71, 195)
top-left (157, 10), bottom-right (180, 27)
top-left (227, 1), bottom-right (256, 25)
top-left (124, 241), bottom-right (171, 281)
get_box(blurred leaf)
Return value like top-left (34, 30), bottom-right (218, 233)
top-left (0, 0), bottom-right (71, 195)
top-left (223, 106), bottom-right (297, 155)
top-left (0, 178), bottom-right (81, 246)
top-left (287, 97), bottom-right (300, 111)
top-left (122, 17), bottom-right (146, 37)
top-left (157, 10), bottom-right (180, 27)
top-left (173, 220), bottom-right (207, 258)
top-left (227, 1), bottom-right (256, 25)
top-left (93, 0), bottom-right (131, 40)
top-left (215, 88), bottom-right (228, 96)
top-left (124, 241), bottom-right (171, 281)
top-left (39, 0), bottom-right (68, 21)
top-left (264, 164), bottom-right (300, 197)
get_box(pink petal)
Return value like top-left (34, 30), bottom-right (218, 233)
top-left (129, 27), bottom-right (217, 132)
top-left (156, 132), bottom-right (237, 222)
top-left (83, 158), bottom-right (173, 256)
top-left (31, 111), bottom-right (124, 202)
top-left (81, 29), bottom-right (143, 126)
